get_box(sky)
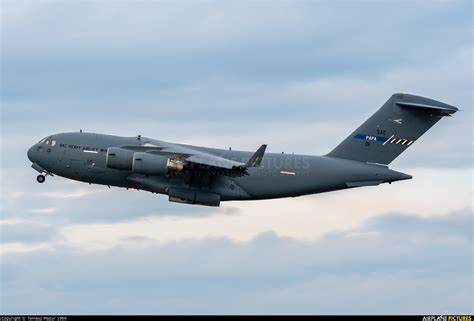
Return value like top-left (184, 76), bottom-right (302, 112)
top-left (0, 0), bottom-right (473, 315)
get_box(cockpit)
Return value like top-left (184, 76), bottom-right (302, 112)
top-left (39, 136), bottom-right (57, 146)
top-left (36, 136), bottom-right (57, 152)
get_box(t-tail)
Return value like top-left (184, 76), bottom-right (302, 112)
top-left (326, 93), bottom-right (458, 165)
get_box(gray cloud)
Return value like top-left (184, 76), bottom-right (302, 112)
top-left (1, 209), bottom-right (472, 314)
top-left (0, 168), bottom-right (240, 225)
top-left (1, 2), bottom-right (471, 109)
top-left (1, 1), bottom-right (471, 168)
top-left (0, 223), bottom-right (58, 244)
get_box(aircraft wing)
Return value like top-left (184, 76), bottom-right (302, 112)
top-left (185, 154), bottom-right (245, 169)
top-left (120, 143), bottom-right (265, 171)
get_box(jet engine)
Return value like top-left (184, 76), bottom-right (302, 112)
top-left (106, 147), bottom-right (134, 170)
top-left (132, 152), bottom-right (184, 175)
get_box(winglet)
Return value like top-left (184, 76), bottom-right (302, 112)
top-left (245, 144), bottom-right (267, 167)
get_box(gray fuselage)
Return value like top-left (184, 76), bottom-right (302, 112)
top-left (27, 132), bottom-right (411, 203)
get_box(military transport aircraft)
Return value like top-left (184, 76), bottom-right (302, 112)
top-left (27, 93), bottom-right (458, 207)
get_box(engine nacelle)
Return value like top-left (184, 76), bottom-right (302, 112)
top-left (132, 152), bottom-right (184, 175)
top-left (168, 188), bottom-right (221, 207)
top-left (106, 147), bottom-right (134, 170)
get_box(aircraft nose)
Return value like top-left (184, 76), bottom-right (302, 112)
top-left (27, 145), bottom-right (36, 163)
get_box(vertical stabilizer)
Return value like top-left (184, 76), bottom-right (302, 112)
top-left (326, 93), bottom-right (458, 164)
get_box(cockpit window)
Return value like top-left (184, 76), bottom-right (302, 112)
top-left (41, 137), bottom-right (57, 146)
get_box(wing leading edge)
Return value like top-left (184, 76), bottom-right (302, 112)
top-left (120, 143), bottom-right (267, 171)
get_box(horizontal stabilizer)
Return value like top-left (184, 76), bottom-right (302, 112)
top-left (396, 101), bottom-right (458, 116)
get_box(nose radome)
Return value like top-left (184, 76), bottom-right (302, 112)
top-left (27, 145), bottom-right (35, 163)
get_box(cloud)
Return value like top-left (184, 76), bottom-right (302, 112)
top-left (0, 171), bottom-right (236, 225)
top-left (1, 210), bottom-right (471, 314)
top-left (2, 2), bottom-right (472, 106)
top-left (1, 164), bottom-right (471, 246)
top-left (0, 222), bottom-right (58, 244)
top-left (1, 1), bottom-right (471, 169)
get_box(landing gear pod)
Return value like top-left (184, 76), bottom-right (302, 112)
top-left (168, 188), bottom-right (221, 207)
